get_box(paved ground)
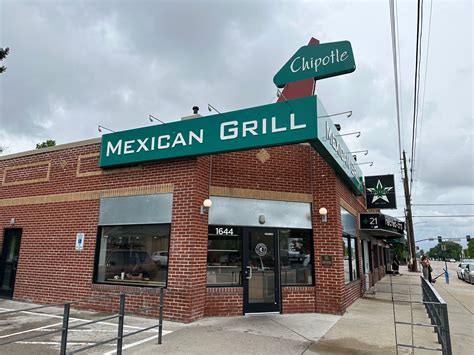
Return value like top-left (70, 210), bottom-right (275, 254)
top-left (0, 298), bottom-right (186, 354)
top-left (1, 261), bottom-right (472, 354)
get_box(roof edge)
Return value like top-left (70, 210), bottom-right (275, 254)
top-left (0, 138), bottom-right (101, 161)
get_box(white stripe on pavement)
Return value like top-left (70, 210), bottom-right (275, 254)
top-left (0, 320), bottom-right (79, 339)
top-left (103, 334), bottom-right (167, 355)
top-left (0, 307), bottom-right (155, 329)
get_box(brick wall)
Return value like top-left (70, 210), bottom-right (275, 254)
top-left (205, 287), bottom-right (243, 317)
top-left (0, 140), bottom-right (373, 321)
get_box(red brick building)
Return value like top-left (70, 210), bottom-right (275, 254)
top-left (0, 135), bottom-right (392, 322)
top-left (0, 38), bottom-right (401, 322)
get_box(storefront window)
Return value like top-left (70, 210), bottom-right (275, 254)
top-left (343, 238), bottom-right (350, 283)
top-left (341, 207), bottom-right (359, 283)
top-left (207, 226), bottom-right (242, 286)
top-left (94, 224), bottom-right (170, 286)
top-left (342, 234), bottom-right (359, 283)
top-left (279, 229), bottom-right (313, 285)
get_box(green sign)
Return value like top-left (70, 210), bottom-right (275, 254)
top-left (99, 96), bottom-right (318, 168)
top-left (310, 98), bottom-right (364, 194)
top-left (273, 40), bottom-right (356, 88)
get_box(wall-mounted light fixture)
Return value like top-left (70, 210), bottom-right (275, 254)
top-left (207, 104), bottom-right (222, 114)
top-left (349, 149), bottom-right (369, 156)
top-left (149, 114), bottom-right (165, 124)
top-left (259, 215), bottom-right (266, 225)
top-left (336, 131), bottom-right (361, 138)
top-left (10, 217), bottom-right (15, 225)
top-left (98, 125), bottom-right (116, 133)
top-left (318, 110), bottom-right (352, 118)
top-left (200, 198), bottom-right (213, 215)
top-left (319, 207), bottom-right (328, 223)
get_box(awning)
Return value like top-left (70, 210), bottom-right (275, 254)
top-left (359, 213), bottom-right (405, 239)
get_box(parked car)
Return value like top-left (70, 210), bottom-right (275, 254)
top-left (106, 250), bottom-right (159, 280)
top-left (463, 263), bottom-right (474, 284)
top-left (457, 262), bottom-right (470, 280)
top-left (152, 251), bottom-right (168, 267)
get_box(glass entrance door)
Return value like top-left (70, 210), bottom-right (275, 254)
top-left (243, 228), bottom-right (280, 313)
top-left (0, 229), bottom-right (22, 299)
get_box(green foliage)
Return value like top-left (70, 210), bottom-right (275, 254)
top-left (468, 240), bottom-right (474, 258)
top-left (393, 243), bottom-right (407, 261)
top-left (427, 241), bottom-right (462, 261)
top-left (0, 47), bottom-right (9, 74)
top-left (36, 140), bottom-right (56, 149)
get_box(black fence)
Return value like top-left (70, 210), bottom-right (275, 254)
top-left (421, 276), bottom-right (452, 355)
top-left (0, 288), bottom-right (164, 355)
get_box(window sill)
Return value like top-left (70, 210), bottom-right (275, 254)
top-left (92, 282), bottom-right (165, 294)
top-left (344, 279), bottom-right (361, 287)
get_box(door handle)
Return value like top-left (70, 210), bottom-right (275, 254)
top-left (246, 266), bottom-right (252, 280)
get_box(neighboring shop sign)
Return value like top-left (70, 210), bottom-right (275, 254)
top-left (100, 96), bottom-right (317, 168)
top-left (273, 40), bottom-right (356, 88)
top-left (365, 174), bottom-right (397, 209)
top-left (360, 213), bottom-right (405, 236)
top-left (310, 98), bottom-right (364, 194)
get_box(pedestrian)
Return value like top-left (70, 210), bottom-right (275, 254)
top-left (392, 255), bottom-right (400, 275)
top-left (421, 255), bottom-right (433, 283)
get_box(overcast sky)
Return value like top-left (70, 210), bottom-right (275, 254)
top-left (0, 0), bottom-right (472, 253)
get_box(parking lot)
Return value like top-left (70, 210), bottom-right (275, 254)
top-left (0, 298), bottom-right (185, 355)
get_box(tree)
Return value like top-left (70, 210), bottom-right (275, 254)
top-left (36, 140), bottom-right (56, 149)
top-left (0, 47), bottom-right (9, 74)
top-left (427, 241), bottom-right (462, 261)
top-left (468, 240), bottom-right (474, 259)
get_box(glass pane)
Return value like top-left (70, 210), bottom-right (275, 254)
top-left (351, 238), bottom-right (358, 280)
top-left (248, 231), bottom-right (275, 304)
top-left (95, 225), bottom-right (170, 286)
top-left (207, 226), bottom-right (242, 286)
top-left (1, 235), bottom-right (20, 291)
top-left (279, 229), bottom-right (313, 285)
top-left (341, 207), bottom-right (357, 236)
top-left (343, 237), bottom-right (350, 283)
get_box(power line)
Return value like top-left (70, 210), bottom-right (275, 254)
top-left (412, 203), bottom-right (474, 206)
top-left (412, 0), bottom-right (434, 198)
top-left (395, 215), bottom-right (474, 218)
top-left (410, 0), bottom-right (424, 188)
top-left (389, 0), bottom-right (403, 164)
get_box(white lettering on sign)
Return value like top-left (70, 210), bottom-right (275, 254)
top-left (214, 227), bottom-right (234, 236)
top-left (105, 113), bottom-right (309, 158)
top-left (220, 121), bottom-right (239, 140)
top-left (290, 49), bottom-right (349, 74)
top-left (220, 114), bottom-right (306, 141)
top-left (105, 129), bottom-right (204, 157)
top-left (124, 140), bottom-right (134, 154)
top-left (136, 138), bottom-right (149, 152)
top-left (107, 140), bottom-right (122, 156)
top-left (158, 135), bottom-right (170, 149)
top-left (325, 121), bottom-right (361, 181)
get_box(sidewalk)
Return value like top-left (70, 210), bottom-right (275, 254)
top-left (138, 264), bottom-right (471, 354)
top-left (1, 263), bottom-right (471, 354)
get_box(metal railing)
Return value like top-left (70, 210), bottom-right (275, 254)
top-left (0, 288), bottom-right (164, 355)
top-left (421, 276), bottom-right (452, 355)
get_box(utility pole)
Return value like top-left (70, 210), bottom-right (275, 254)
top-left (402, 150), bottom-right (417, 271)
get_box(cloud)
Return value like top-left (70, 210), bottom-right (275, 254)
top-left (0, 0), bottom-right (472, 238)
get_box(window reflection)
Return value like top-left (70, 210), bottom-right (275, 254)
top-left (279, 229), bottom-right (313, 285)
top-left (207, 226), bottom-right (242, 286)
top-left (95, 225), bottom-right (169, 286)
